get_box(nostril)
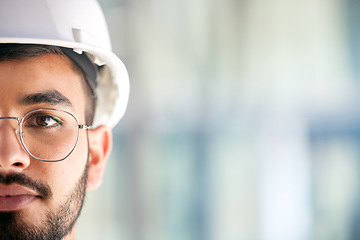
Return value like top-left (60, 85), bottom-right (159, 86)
top-left (13, 162), bottom-right (23, 167)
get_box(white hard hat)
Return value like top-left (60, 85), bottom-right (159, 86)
top-left (0, 0), bottom-right (130, 128)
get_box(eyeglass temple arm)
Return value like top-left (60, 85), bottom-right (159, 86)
top-left (79, 125), bottom-right (91, 130)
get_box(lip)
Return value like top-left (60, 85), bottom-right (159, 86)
top-left (0, 184), bottom-right (39, 211)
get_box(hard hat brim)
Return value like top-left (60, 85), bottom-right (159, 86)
top-left (0, 37), bottom-right (130, 128)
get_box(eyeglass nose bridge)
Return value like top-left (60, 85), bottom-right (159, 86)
top-left (0, 117), bottom-right (20, 125)
top-left (0, 117), bottom-right (23, 138)
top-left (0, 117), bottom-right (25, 152)
top-left (0, 117), bottom-right (24, 140)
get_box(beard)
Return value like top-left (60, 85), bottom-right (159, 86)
top-left (0, 161), bottom-right (89, 240)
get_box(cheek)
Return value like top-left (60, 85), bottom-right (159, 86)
top-left (59, 134), bottom-right (89, 181)
top-left (34, 133), bottom-right (89, 199)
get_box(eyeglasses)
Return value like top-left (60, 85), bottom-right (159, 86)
top-left (0, 108), bottom-right (91, 162)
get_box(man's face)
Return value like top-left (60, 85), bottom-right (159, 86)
top-left (0, 53), bottom-right (92, 239)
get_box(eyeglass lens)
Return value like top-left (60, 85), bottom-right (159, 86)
top-left (20, 109), bottom-right (79, 161)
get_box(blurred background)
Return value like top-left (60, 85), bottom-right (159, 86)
top-left (77, 0), bottom-right (360, 239)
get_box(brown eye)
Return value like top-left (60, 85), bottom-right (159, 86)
top-left (25, 113), bottom-right (62, 128)
top-left (36, 116), bottom-right (56, 126)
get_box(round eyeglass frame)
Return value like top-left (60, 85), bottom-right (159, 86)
top-left (0, 108), bottom-right (91, 162)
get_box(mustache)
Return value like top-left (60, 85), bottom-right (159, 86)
top-left (0, 173), bottom-right (52, 198)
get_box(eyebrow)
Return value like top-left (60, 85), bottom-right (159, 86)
top-left (19, 90), bottom-right (73, 107)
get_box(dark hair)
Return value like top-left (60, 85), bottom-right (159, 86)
top-left (0, 44), bottom-right (97, 125)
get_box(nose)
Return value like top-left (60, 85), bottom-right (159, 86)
top-left (0, 120), bottom-right (30, 172)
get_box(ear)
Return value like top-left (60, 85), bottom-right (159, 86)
top-left (86, 125), bottom-right (113, 191)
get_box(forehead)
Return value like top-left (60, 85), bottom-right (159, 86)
top-left (0, 54), bottom-right (87, 117)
